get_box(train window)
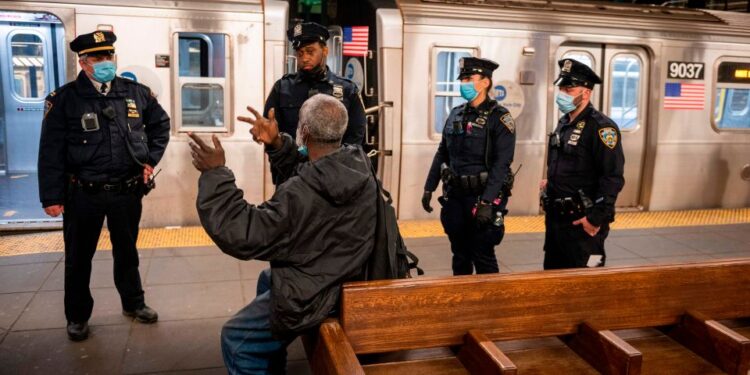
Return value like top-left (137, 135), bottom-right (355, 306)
top-left (433, 49), bottom-right (474, 135)
top-left (10, 33), bottom-right (46, 98)
top-left (608, 54), bottom-right (641, 131)
top-left (561, 51), bottom-right (593, 69)
top-left (714, 61), bottom-right (750, 130)
top-left (175, 32), bottom-right (230, 132)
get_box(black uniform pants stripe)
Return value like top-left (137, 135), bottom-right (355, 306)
top-left (440, 195), bottom-right (504, 275)
top-left (543, 215), bottom-right (609, 270)
top-left (63, 188), bottom-right (145, 323)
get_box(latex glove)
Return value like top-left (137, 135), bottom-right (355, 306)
top-left (421, 191), bottom-right (433, 213)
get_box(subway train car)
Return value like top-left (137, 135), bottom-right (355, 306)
top-left (0, 0), bottom-right (749, 228)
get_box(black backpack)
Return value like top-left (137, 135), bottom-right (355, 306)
top-left (362, 154), bottom-right (423, 280)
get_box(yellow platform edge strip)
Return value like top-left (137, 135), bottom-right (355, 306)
top-left (1, 207), bottom-right (749, 257)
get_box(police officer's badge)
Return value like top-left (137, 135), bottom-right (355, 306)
top-left (576, 121), bottom-right (586, 130)
top-left (93, 31), bottom-right (105, 43)
top-left (598, 127), bottom-right (618, 149)
top-left (500, 113), bottom-right (515, 134)
top-left (294, 24), bottom-right (302, 37)
top-left (332, 84), bottom-right (344, 100)
top-left (562, 59), bottom-right (573, 73)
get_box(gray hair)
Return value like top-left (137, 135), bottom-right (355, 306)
top-left (297, 94), bottom-right (348, 145)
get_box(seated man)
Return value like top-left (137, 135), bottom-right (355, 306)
top-left (188, 94), bottom-right (377, 374)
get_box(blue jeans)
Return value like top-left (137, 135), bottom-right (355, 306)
top-left (221, 269), bottom-right (293, 374)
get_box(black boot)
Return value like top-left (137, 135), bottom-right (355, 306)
top-left (67, 321), bottom-right (90, 341)
top-left (123, 305), bottom-right (158, 324)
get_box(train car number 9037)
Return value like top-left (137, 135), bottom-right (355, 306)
top-left (668, 61), bottom-right (704, 80)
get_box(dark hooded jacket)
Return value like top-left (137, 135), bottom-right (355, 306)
top-left (196, 133), bottom-right (376, 336)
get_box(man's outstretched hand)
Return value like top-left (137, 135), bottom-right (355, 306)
top-left (188, 132), bottom-right (226, 172)
top-left (237, 106), bottom-right (282, 149)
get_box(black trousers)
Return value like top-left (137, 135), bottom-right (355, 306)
top-left (543, 214), bottom-right (609, 270)
top-left (63, 187), bottom-right (145, 323)
top-left (440, 194), bottom-right (504, 275)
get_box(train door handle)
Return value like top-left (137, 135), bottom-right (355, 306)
top-left (366, 149), bottom-right (392, 158)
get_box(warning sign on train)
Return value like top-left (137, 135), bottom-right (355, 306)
top-left (493, 80), bottom-right (525, 119)
top-left (667, 61), bottom-right (704, 80)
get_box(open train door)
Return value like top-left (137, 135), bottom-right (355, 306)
top-left (0, 9), bottom-right (68, 226)
top-left (555, 43), bottom-right (649, 210)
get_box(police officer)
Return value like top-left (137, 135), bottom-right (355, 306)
top-left (541, 58), bottom-right (625, 270)
top-left (262, 22), bottom-right (365, 178)
top-left (38, 31), bottom-right (170, 341)
top-left (422, 57), bottom-right (516, 275)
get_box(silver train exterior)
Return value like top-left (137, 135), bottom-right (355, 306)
top-left (0, 0), bottom-right (748, 228)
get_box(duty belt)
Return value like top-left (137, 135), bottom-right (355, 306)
top-left (543, 196), bottom-right (586, 218)
top-left (71, 175), bottom-right (141, 193)
top-left (448, 172), bottom-right (488, 196)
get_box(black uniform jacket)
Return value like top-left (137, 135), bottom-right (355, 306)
top-left (546, 103), bottom-right (625, 226)
top-left (196, 133), bottom-right (376, 336)
top-left (424, 98), bottom-right (516, 202)
top-left (263, 67), bottom-right (365, 145)
top-left (38, 72), bottom-right (170, 207)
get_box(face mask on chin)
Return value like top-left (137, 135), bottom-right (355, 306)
top-left (299, 63), bottom-right (325, 81)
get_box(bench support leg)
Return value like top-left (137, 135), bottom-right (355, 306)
top-left (457, 329), bottom-right (517, 375)
top-left (663, 311), bottom-right (750, 375)
top-left (561, 321), bottom-right (642, 375)
top-left (305, 319), bottom-right (365, 375)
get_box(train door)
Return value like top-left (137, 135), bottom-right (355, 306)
top-left (0, 11), bottom-right (65, 222)
top-left (555, 44), bottom-right (649, 209)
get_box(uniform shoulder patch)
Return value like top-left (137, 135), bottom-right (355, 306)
top-left (500, 112), bottom-right (515, 134)
top-left (44, 100), bottom-right (53, 119)
top-left (598, 127), bottom-right (618, 149)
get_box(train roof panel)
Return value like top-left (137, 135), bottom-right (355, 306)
top-left (399, 0), bottom-right (750, 39)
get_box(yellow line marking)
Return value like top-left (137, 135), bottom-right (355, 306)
top-left (3, 211), bottom-right (17, 217)
top-left (1, 207), bottom-right (749, 257)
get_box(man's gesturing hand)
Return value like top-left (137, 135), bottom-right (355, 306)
top-left (188, 132), bottom-right (225, 172)
top-left (237, 106), bottom-right (282, 150)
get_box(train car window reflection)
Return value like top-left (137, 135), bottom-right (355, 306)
top-left (11, 33), bottom-right (46, 98)
top-left (433, 50), bottom-right (472, 134)
top-left (562, 51), bottom-right (593, 69)
top-left (176, 32), bottom-right (229, 131)
top-left (609, 54), bottom-right (641, 131)
top-left (714, 61), bottom-right (750, 130)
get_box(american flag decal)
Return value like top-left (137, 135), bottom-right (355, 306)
top-left (343, 26), bottom-right (368, 57)
top-left (664, 82), bottom-right (705, 110)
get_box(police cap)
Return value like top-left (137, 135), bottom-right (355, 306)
top-left (554, 58), bottom-right (602, 89)
top-left (287, 22), bottom-right (329, 49)
top-left (70, 30), bottom-right (116, 56)
top-left (457, 57), bottom-right (499, 80)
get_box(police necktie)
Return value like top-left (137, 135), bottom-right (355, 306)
top-left (100, 83), bottom-right (107, 95)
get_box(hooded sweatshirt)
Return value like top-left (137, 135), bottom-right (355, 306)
top-left (196, 134), bottom-right (376, 336)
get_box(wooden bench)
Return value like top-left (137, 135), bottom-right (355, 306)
top-left (304, 259), bottom-right (750, 374)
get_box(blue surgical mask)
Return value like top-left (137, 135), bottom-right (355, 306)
top-left (556, 91), bottom-right (579, 114)
top-left (297, 145), bottom-right (308, 157)
top-left (91, 61), bottom-right (116, 83)
top-left (459, 82), bottom-right (478, 101)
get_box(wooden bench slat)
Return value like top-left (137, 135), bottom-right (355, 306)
top-left (341, 260), bottom-right (750, 353)
top-left (626, 335), bottom-right (726, 374)
top-left (561, 322), bottom-right (642, 375)
top-left (662, 311), bottom-right (750, 375)
top-left (457, 330), bottom-right (517, 375)
top-left (362, 357), bottom-right (469, 375)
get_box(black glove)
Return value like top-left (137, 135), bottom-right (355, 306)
top-left (475, 201), bottom-right (493, 226)
top-left (421, 191), bottom-right (433, 213)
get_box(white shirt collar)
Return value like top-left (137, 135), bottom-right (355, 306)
top-left (88, 76), bottom-right (112, 96)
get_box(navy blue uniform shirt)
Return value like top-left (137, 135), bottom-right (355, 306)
top-left (38, 71), bottom-right (170, 207)
top-left (546, 103), bottom-right (625, 226)
top-left (425, 98), bottom-right (516, 203)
